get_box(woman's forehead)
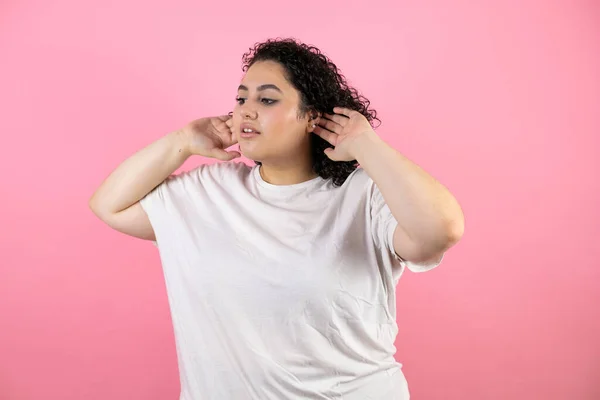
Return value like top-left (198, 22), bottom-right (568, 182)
top-left (241, 61), bottom-right (291, 91)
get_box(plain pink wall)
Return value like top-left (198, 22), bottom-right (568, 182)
top-left (1, 1), bottom-right (598, 399)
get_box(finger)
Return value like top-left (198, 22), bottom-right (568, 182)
top-left (324, 147), bottom-right (342, 161)
top-left (332, 107), bottom-right (357, 118)
top-left (211, 149), bottom-right (241, 161)
top-left (217, 114), bottom-right (232, 122)
top-left (223, 134), bottom-right (238, 148)
top-left (323, 113), bottom-right (347, 127)
top-left (227, 150), bottom-right (241, 160)
top-left (313, 125), bottom-right (337, 145)
top-left (318, 117), bottom-right (342, 134)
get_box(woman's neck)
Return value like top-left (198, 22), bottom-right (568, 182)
top-left (258, 163), bottom-right (318, 186)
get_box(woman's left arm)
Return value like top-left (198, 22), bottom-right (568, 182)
top-left (315, 107), bottom-right (465, 264)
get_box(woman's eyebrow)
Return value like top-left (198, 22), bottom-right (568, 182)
top-left (237, 84), bottom-right (283, 93)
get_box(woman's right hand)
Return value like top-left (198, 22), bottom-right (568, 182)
top-left (181, 115), bottom-right (240, 161)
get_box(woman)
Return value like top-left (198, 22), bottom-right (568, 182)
top-left (90, 38), bottom-right (464, 400)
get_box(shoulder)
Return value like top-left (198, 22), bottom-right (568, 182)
top-left (323, 167), bottom-right (374, 210)
top-left (338, 167), bottom-right (373, 192)
top-left (151, 161), bottom-right (251, 197)
top-left (338, 168), bottom-right (387, 208)
top-left (195, 161), bottom-right (252, 182)
top-left (344, 167), bottom-right (369, 183)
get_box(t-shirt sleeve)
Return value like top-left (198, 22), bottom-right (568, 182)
top-left (369, 178), bottom-right (443, 275)
top-left (139, 167), bottom-right (201, 247)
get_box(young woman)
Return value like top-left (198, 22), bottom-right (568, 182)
top-left (90, 38), bottom-right (464, 400)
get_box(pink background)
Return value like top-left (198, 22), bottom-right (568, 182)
top-left (1, 1), bottom-right (599, 399)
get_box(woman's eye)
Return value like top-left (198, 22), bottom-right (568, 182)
top-left (235, 97), bottom-right (277, 106)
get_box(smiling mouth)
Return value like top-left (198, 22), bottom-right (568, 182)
top-left (240, 129), bottom-right (260, 138)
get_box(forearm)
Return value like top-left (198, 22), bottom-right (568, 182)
top-left (354, 131), bottom-right (464, 251)
top-left (89, 130), bottom-right (191, 216)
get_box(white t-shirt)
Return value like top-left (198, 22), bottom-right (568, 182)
top-left (140, 161), bottom-right (441, 400)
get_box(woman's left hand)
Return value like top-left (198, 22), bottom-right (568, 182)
top-left (313, 107), bottom-right (377, 162)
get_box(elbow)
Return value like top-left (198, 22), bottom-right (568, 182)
top-left (88, 193), bottom-right (109, 220)
top-left (396, 215), bottom-right (464, 265)
top-left (88, 195), bottom-right (98, 214)
top-left (448, 216), bottom-right (464, 245)
top-left (426, 211), bottom-right (464, 256)
top-left (417, 219), bottom-right (463, 263)
top-left (440, 213), bottom-right (465, 250)
top-left (88, 194), bottom-right (101, 216)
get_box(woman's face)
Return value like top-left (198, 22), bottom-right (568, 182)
top-left (232, 60), bottom-right (315, 165)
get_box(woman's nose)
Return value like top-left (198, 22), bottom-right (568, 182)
top-left (240, 104), bottom-right (257, 119)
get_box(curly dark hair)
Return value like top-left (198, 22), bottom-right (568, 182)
top-left (241, 38), bottom-right (381, 187)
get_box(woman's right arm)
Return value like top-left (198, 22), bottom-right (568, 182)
top-left (88, 130), bottom-right (192, 241)
top-left (89, 115), bottom-right (238, 241)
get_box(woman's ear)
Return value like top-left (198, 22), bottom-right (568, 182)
top-left (308, 110), bottom-right (321, 132)
top-left (309, 109), bottom-right (321, 125)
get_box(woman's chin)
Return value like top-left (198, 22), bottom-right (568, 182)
top-left (238, 144), bottom-right (262, 161)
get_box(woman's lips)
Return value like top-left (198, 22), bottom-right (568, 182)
top-left (240, 130), bottom-right (260, 139)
